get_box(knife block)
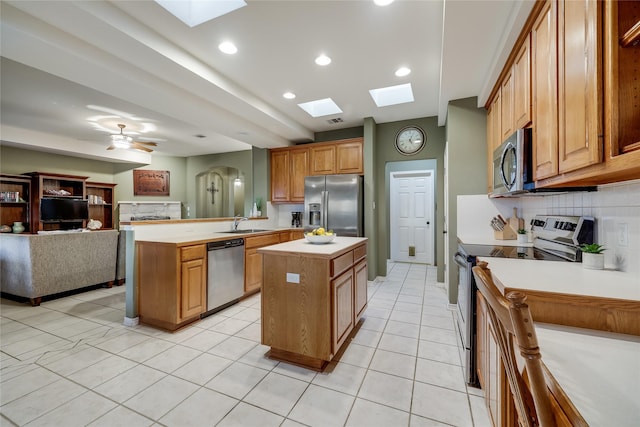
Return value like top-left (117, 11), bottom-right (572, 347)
top-left (494, 225), bottom-right (517, 240)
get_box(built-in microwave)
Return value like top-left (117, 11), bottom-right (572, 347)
top-left (491, 128), bottom-right (532, 196)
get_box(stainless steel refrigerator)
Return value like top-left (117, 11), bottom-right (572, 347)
top-left (304, 174), bottom-right (363, 237)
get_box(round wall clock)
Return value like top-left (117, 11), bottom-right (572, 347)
top-left (395, 126), bottom-right (426, 155)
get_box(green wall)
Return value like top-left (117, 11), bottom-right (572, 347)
top-left (373, 117), bottom-right (446, 281)
top-left (445, 97), bottom-right (488, 303)
top-left (0, 145), bottom-right (245, 219)
top-left (185, 150), bottom-right (253, 218)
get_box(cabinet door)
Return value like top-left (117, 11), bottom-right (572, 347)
top-left (532, 0), bottom-right (559, 180)
top-left (270, 150), bottom-right (290, 202)
top-left (290, 230), bottom-right (305, 240)
top-left (513, 34), bottom-right (532, 129)
top-left (336, 140), bottom-right (363, 174)
top-left (500, 69), bottom-right (514, 140)
top-left (558, 0), bottom-right (601, 173)
top-left (244, 247), bottom-right (262, 293)
top-left (486, 104), bottom-right (495, 193)
top-left (180, 258), bottom-right (206, 320)
top-left (290, 148), bottom-right (309, 202)
top-left (354, 260), bottom-right (367, 322)
top-left (310, 145), bottom-right (336, 175)
top-left (490, 92), bottom-right (502, 153)
top-left (331, 268), bottom-right (354, 353)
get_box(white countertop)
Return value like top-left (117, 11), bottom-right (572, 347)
top-left (134, 228), bottom-right (300, 245)
top-left (536, 323), bottom-right (640, 426)
top-left (258, 236), bottom-right (368, 258)
top-left (478, 257), bottom-right (640, 301)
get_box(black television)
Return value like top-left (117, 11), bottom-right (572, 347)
top-left (40, 198), bottom-right (89, 222)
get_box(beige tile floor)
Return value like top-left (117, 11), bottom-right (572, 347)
top-left (0, 262), bottom-right (491, 426)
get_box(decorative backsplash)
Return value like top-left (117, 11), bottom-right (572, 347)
top-left (520, 179), bottom-right (640, 276)
top-left (117, 201), bottom-right (182, 223)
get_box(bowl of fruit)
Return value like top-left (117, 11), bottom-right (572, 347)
top-left (305, 227), bottom-right (336, 244)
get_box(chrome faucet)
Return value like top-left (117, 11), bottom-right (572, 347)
top-left (233, 215), bottom-right (248, 230)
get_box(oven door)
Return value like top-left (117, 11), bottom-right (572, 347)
top-left (454, 251), bottom-right (478, 386)
top-left (454, 252), bottom-right (470, 348)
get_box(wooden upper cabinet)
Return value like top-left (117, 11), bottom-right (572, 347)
top-left (336, 139), bottom-right (364, 174)
top-left (490, 92), bottom-right (502, 153)
top-left (558, 0), bottom-right (602, 174)
top-left (500, 70), bottom-right (514, 140)
top-left (309, 138), bottom-right (364, 175)
top-left (289, 147), bottom-right (309, 202)
top-left (310, 144), bottom-right (336, 175)
top-left (513, 34), bottom-right (531, 129)
top-left (270, 138), bottom-right (363, 203)
top-left (531, 0), bottom-right (559, 181)
top-left (270, 149), bottom-right (290, 203)
top-left (486, 104), bottom-right (495, 193)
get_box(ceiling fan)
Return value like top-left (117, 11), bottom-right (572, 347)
top-left (107, 124), bottom-right (158, 153)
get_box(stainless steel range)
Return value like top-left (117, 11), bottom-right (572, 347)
top-left (454, 215), bottom-right (595, 386)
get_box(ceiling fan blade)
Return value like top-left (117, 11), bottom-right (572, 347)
top-left (133, 141), bottom-right (158, 146)
top-left (106, 145), bottom-right (116, 150)
top-left (132, 143), bottom-right (154, 153)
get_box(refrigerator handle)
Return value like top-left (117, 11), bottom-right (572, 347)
top-left (322, 190), bottom-right (328, 230)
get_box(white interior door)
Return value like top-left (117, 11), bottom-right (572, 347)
top-left (390, 170), bottom-right (435, 264)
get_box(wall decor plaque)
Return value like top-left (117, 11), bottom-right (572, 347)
top-left (133, 170), bottom-right (170, 196)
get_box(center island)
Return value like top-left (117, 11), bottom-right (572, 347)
top-left (258, 236), bottom-right (368, 370)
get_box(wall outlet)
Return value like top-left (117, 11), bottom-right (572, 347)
top-left (617, 223), bottom-right (629, 247)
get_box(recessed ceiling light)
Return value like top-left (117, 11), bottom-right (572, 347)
top-left (298, 98), bottom-right (343, 117)
top-left (369, 83), bottom-right (414, 107)
top-left (155, 0), bottom-right (247, 27)
top-left (315, 54), bottom-right (332, 66)
top-left (219, 41), bottom-right (238, 54)
top-left (374, 0), bottom-right (394, 6)
top-left (283, 92), bottom-right (296, 99)
top-left (395, 67), bottom-right (411, 77)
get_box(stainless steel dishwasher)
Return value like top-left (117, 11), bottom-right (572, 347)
top-left (205, 238), bottom-right (244, 316)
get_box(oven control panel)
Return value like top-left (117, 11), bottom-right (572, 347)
top-left (531, 215), bottom-right (595, 247)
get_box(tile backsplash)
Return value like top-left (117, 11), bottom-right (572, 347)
top-left (520, 179), bottom-right (640, 275)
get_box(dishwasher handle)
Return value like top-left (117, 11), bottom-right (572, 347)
top-left (207, 239), bottom-right (244, 250)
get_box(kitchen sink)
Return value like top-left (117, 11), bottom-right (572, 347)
top-left (221, 229), bottom-right (272, 234)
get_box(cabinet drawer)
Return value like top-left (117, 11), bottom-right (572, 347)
top-left (245, 233), bottom-right (280, 249)
top-left (353, 244), bottom-right (367, 262)
top-left (331, 250), bottom-right (353, 278)
top-left (181, 244), bottom-right (206, 261)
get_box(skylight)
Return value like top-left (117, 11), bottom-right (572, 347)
top-left (298, 98), bottom-right (343, 118)
top-left (155, 0), bottom-right (247, 27)
top-left (369, 83), bottom-right (414, 107)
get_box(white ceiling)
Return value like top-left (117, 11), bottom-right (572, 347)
top-left (0, 0), bottom-right (534, 164)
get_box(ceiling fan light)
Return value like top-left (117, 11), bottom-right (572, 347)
top-left (111, 133), bottom-right (133, 148)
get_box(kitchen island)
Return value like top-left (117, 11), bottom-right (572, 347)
top-left (258, 236), bottom-right (368, 370)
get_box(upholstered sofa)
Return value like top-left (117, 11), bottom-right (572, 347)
top-left (0, 230), bottom-right (119, 305)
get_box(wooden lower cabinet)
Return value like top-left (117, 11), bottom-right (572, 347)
top-left (137, 242), bottom-right (206, 330)
top-left (244, 232), bottom-right (280, 294)
top-left (477, 292), bottom-right (517, 427)
top-left (261, 242), bottom-right (367, 369)
top-left (354, 259), bottom-right (367, 321)
top-left (181, 257), bottom-right (206, 319)
top-left (290, 229), bottom-right (305, 240)
top-left (332, 268), bottom-right (354, 353)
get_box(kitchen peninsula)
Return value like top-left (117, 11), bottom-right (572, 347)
top-left (258, 236), bottom-right (368, 370)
